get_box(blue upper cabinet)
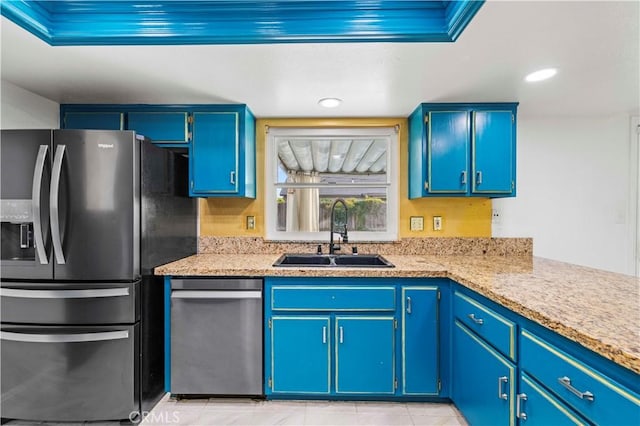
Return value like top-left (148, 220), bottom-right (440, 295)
top-left (128, 111), bottom-right (189, 145)
top-left (409, 103), bottom-right (518, 198)
top-left (189, 106), bottom-right (256, 198)
top-left (472, 111), bottom-right (515, 195)
top-left (62, 111), bottom-right (123, 130)
top-left (427, 111), bottom-right (470, 194)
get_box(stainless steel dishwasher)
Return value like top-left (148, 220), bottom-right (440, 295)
top-left (170, 278), bottom-right (263, 396)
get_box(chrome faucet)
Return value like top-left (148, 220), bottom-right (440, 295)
top-left (329, 199), bottom-right (349, 255)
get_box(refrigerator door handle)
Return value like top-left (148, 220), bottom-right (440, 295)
top-left (50, 144), bottom-right (66, 264)
top-left (0, 287), bottom-right (129, 299)
top-left (0, 330), bottom-right (129, 343)
top-left (32, 145), bottom-right (49, 265)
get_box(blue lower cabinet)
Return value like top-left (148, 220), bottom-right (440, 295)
top-left (270, 316), bottom-right (330, 394)
top-left (402, 286), bottom-right (439, 395)
top-left (517, 373), bottom-right (588, 425)
top-left (520, 329), bottom-right (640, 426)
top-left (452, 320), bottom-right (515, 426)
top-left (335, 316), bottom-right (396, 394)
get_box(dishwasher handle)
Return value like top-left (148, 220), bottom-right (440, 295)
top-left (171, 290), bottom-right (262, 299)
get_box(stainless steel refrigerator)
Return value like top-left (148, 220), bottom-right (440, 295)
top-left (0, 129), bottom-right (197, 422)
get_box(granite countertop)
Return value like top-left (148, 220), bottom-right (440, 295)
top-left (155, 253), bottom-right (640, 375)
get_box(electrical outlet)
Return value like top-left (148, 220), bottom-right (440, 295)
top-left (433, 216), bottom-right (442, 231)
top-left (410, 216), bottom-right (424, 231)
top-left (246, 216), bottom-right (255, 230)
top-left (491, 209), bottom-right (502, 225)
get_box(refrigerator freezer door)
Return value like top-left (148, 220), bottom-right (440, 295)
top-left (0, 324), bottom-right (138, 422)
top-left (0, 130), bottom-right (53, 280)
top-left (51, 130), bottom-right (140, 281)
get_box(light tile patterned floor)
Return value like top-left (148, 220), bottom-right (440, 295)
top-left (138, 394), bottom-right (469, 426)
top-left (3, 394), bottom-right (468, 426)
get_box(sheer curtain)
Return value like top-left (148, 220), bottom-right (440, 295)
top-left (285, 171), bottom-right (320, 232)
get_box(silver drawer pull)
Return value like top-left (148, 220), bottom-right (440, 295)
top-left (558, 376), bottom-right (595, 402)
top-left (171, 291), bottom-right (261, 299)
top-left (516, 393), bottom-right (528, 420)
top-left (339, 326), bottom-right (344, 344)
top-left (0, 288), bottom-right (129, 299)
top-left (322, 326), bottom-right (327, 344)
top-left (406, 296), bottom-right (412, 314)
top-left (1, 330), bottom-right (129, 343)
top-left (468, 313), bottom-right (484, 325)
top-left (498, 376), bottom-right (508, 400)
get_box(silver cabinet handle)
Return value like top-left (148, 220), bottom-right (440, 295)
top-left (0, 288), bottom-right (129, 299)
top-left (339, 326), bottom-right (344, 344)
top-left (230, 171), bottom-right (236, 184)
top-left (516, 393), bottom-right (528, 420)
top-left (50, 144), bottom-right (66, 265)
top-left (468, 313), bottom-right (484, 325)
top-left (461, 170), bottom-right (467, 185)
top-left (171, 290), bottom-right (261, 299)
top-left (32, 145), bottom-right (49, 265)
top-left (406, 296), bottom-right (412, 314)
top-left (322, 326), bottom-right (327, 344)
top-left (498, 376), bottom-right (508, 400)
top-left (1, 330), bottom-right (129, 343)
top-left (558, 376), bottom-right (594, 402)
top-left (476, 171), bottom-right (483, 185)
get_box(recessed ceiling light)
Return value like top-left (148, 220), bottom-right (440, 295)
top-left (525, 68), bottom-right (558, 82)
top-left (318, 98), bottom-right (342, 108)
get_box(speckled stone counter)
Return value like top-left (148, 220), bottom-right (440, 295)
top-left (155, 253), bottom-right (640, 375)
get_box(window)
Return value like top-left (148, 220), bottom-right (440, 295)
top-left (265, 127), bottom-right (398, 241)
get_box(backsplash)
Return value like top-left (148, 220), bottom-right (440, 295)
top-left (198, 237), bottom-right (532, 256)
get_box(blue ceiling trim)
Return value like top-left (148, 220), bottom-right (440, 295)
top-left (0, 1), bottom-right (484, 46)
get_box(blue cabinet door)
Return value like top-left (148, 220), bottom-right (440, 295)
top-left (190, 112), bottom-right (239, 195)
top-left (127, 111), bottom-right (189, 144)
top-left (518, 373), bottom-right (588, 426)
top-left (402, 286), bottom-right (439, 395)
top-left (270, 316), bottom-right (330, 394)
top-left (472, 110), bottom-right (515, 195)
top-left (335, 316), bottom-right (395, 394)
top-left (427, 111), bottom-right (469, 194)
top-left (452, 320), bottom-right (515, 426)
top-left (63, 112), bottom-right (123, 130)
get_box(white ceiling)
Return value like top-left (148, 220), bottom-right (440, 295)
top-left (1, 1), bottom-right (638, 118)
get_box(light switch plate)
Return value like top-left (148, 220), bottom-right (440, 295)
top-left (246, 216), bottom-right (255, 230)
top-left (410, 216), bottom-right (424, 231)
top-left (433, 216), bottom-right (442, 231)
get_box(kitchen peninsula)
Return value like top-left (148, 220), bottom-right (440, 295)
top-left (156, 237), bottom-right (640, 425)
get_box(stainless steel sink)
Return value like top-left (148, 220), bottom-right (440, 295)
top-left (273, 253), bottom-right (394, 268)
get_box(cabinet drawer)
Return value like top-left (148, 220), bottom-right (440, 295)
top-left (519, 373), bottom-right (588, 425)
top-left (271, 286), bottom-right (395, 311)
top-left (521, 329), bottom-right (640, 426)
top-left (453, 291), bottom-right (516, 361)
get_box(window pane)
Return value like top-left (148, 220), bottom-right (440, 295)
top-left (276, 188), bottom-right (387, 233)
top-left (276, 138), bottom-right (388, 185)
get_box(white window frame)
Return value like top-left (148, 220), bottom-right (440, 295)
top-left (265, 127), bottom-right (399, 242)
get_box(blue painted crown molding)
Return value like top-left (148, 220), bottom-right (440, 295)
top-left (0, 1), bottom-right (484, 46)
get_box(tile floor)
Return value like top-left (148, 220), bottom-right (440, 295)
top-left (3, 394), bottom-right (468, 426)
top-left (139, 394), bottom-right (469, 426)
